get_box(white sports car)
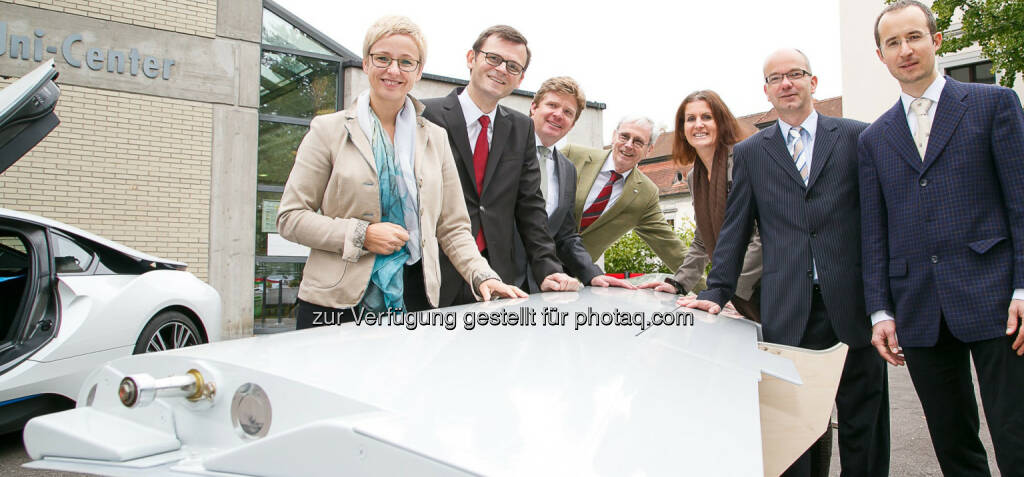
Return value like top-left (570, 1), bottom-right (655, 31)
top-left (0, 60), bottom-right (222, 432)
top-left (22, 287), bottom-right (844, 476)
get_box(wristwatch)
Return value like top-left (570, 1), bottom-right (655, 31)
top-left (663, 277), bottom-right (686, 295)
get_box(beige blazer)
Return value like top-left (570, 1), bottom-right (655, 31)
top-left (277, 97), bottom-right (497, 309)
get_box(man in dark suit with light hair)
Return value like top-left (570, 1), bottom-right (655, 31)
top-left (860, 1), bottom-right (1024, 474)
top-left (513, 76), bottom-right (633, 291)
top-left (683, 48), bottom-right (889, 476)
top-left (422, 25), bottom-right (577, 305)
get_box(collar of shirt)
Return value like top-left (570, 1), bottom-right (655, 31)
top-left (778, 109), bottom-right (819, 143)
top-left (900, 75), bottom-right (945, 121)
top-left (458, 88), bottom-right (496, 131)
top-left (599, 150), bottom-right (634, 181)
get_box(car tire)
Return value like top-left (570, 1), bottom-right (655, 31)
top-left (133, 310), bottom-right (204, 354)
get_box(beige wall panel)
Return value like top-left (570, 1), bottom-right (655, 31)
top-left (0, 3), bottom-right (239, 105)
top-left (209, 105), bottom-right (258, 339)
top-left (0, 81), bottom-right (212, 281)
top-left (0, 0), bottom-right (217, 38)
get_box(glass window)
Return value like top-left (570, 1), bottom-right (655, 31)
top-left (973, 62), bottom-right (996, 84)
top-left (945, 61), bottom-right (996, 85)
top-left (52, 234), bottom-right (94, 274)
top-left (258, 122), bottom-right (308, 187)
top-left (254, 261), bottom-right (304, 332)
top-left (948, 64), bottom-right (971, 83)
top-left (255, 190), bottom-right (283, 256)
top-left (0, 234), bottom-right (28, 274)
top-left (261, 9), bottom-right (333, 55)
top-left (260, 52), bottom-right (339, 118)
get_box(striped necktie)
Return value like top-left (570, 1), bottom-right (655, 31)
top-left (789, 126), bottom-right (808, 183)
top-left (580, 171), bottom-right (622, 230)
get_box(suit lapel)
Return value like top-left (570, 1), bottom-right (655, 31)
top-left (343, 114), bottom-right (376, 174)
top-left (922, 78), bottom-right (967, 171)
top-left (761, 123), bottom-right (806, 188)
top-left (439, 90), bottom-right (476, 185)
top-left (806, 115), bottom-right (839, 191)
top-left (413, 116), bottom-right (428, 184)
top-left (481, 105), bottom-right (511, 194)
top-left (882, 101), bottom-right (924, 173)
top-left (574, 149), bottom-right (605, 227)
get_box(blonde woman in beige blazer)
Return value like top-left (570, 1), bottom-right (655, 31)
top-left (277, 16), bottom-right (526, 329)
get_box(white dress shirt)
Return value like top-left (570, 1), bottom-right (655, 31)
top-left (535, 134), bottom-right (560, 217)
top-left (582, 152), bottom-right (633, 213)
top-left (458, 88), bottom-right (495, 154)
top-left (871, 75), bottom-right (1024, 326)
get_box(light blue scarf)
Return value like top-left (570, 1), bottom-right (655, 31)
top-left (361, 109), bottom-right (410, 313)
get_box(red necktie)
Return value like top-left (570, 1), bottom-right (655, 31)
top-left (580, 171), bottom-right (622, 231)
top-left (473, 115), bottom-right (490, 251)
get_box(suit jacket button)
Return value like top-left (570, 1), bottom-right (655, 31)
top-left (930, 255), bottom-right (939, 263)
top-left (810, 231), bottom-right (817, 238)
top-left (920, 178), bottom-right (928, 187)
top-left (807, 270), bottom-right (813, 278)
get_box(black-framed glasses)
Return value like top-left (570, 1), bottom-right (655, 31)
top-left (765, 69), bottom-right (811, 85)
top-left (368, 53), bottom-right (421, 72)
top-left (476, 50), bottom-right (525, 75)
top-left (616, 133), bottom-right (648, 148)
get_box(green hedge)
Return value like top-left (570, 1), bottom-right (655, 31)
top-left (603, 218), bottom-right (696, 274)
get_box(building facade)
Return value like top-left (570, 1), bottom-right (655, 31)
top-left (0, 0), bottom-right (606, 337)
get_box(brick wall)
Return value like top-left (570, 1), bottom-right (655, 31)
top-left (0, 80), bottom-right (212, 280)
top-left (0, 0), bottom-right (218, 38)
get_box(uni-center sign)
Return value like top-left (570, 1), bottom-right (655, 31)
top-left (0, 21), bottom-right (176, 80)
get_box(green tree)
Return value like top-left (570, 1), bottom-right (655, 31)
top-left (603, 219), bottom-right (695, 274)
top-left (907, 0), bottom-right (1023, 87)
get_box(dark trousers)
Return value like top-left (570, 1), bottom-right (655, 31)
top-left (295, 261), bottom-right (430, 330)
top-left (783, 285), bottom-right (890, 477)
top-left (447, 249), bottom-right (489, 306)
top-left (903, 317), bottom-right (1024, 477)
top-left (731, 283), bottom-right (761, 323)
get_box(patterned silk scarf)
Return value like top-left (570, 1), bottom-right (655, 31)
top-left (362, 109), bottom-right (410, 313)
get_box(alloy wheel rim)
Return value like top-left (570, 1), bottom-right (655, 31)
top-left (146, 321), bottom-right (198, 352)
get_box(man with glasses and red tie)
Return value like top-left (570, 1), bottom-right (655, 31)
top-left (681, 48), bottom-right (890, 476)
top-left (561, 117), bottom-right (685, 271)
top-left (422, 25), bottom-right (577, 306)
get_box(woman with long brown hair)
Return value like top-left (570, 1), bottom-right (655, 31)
top-left (641, 90), bottom-right (762, 321)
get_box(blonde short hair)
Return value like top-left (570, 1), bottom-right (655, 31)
top-left (532, 76), bottom-right (586, 122)
top-left (363, 15), bottom-right (427, 66)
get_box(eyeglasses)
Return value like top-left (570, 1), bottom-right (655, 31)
top-left (765, 69), bottom-right (811, 85)
top-left (368, 53), bottom-right (421, 72)
top-left (616, 133), bottom-right (648, 148)
top-left (476, 50), bottom-right (525, 76)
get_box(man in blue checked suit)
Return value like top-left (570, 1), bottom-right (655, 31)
top-left (860, 2), bottom-right (1024, 475)
top-left (683, 49), bottom-right (890, 476)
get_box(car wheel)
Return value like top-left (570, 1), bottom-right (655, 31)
top-left (133, 310), bottom-right (204, 354)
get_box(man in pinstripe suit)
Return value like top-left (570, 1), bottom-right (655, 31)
top-left (860, 2), bottom-right (1024, 475)
top-left (683, 49), bottom-right (889, 476)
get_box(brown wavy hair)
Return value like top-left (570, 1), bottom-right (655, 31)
top-left (671, 90), bottom-right (746, 168)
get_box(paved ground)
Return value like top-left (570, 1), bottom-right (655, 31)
top-left (0, 360), bottom-right (1001, 476)
top-left (827, 362), bottom-right (1000, 476)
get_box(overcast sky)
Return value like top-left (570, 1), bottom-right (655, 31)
top-left (274, 0), bottom-right (844, 140)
